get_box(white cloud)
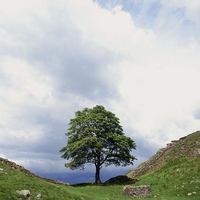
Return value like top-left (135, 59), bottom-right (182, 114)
top-left (1, 57), bottom-right (51, 101)
top-left (65, 0), bottom-right (157, 56)
top-left (0, 0), bottom-right (200, 179)
top-left (0, 58), bottom-right (50, 121)
top-left (114, 37), bottom-right (200, 147)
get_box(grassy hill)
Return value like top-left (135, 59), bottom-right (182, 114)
top-left (127, 131), bottom-right (200, 199)
top-left (0, 157), bottom-right (136, 200)
top-left (0, 131), bottom-right (200, 199)
top-left (0, 159), bottom-right (82, 200)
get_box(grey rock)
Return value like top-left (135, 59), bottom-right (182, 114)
top-left (16, 190), bottom-right (31, 197)
top-left (123, 185), bottom-right (152, 198)
top-left (193, 148), bottom-right (200, 156)
top-left (35, 194), bottom-right (42, 199)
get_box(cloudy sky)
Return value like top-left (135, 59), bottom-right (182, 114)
top-left (0, 0), bottom-right (200, 183)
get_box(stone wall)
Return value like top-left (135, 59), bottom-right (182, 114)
top-left (123, 185), bottom-right (152, 198)
top-left (129, 140), bottom-right (178, 178)
top-left (0, 157), bottom-right (70, 186)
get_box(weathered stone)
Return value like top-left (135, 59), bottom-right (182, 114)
top-left (16, 190), bottom-right (31, 197)
top-left (123, 185), bottom-right (152, 198)
top-left (193, 149), bottom-right (200, 156)
top-left (35, 194), bottom-right (42, 199)
top-left (0, 168), bottom-right (7, 174)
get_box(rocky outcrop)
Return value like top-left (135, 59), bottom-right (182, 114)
top-left (0, 157), bottom-right (70, 186)
top-left (129, 140), bottom-right (178, 177)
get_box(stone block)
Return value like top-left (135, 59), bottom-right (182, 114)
top-left (123, 185), bottom-right (152, 198)
top-left (16, 190), bottom-right (31, 197)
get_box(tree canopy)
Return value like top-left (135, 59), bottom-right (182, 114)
top-left (59, 105), bottom-right (136, 183)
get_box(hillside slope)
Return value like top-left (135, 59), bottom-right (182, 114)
top-left (128, 131), bottom-right (200, 199)
top-left (128, 131), bottom-right (200, 178)
top-left (1, 131), bottom-right (199, 199)
top-left (0, 158), bottom-right (91, 200)
top-left (0, 157), bottom-right (70, 186)
top-left (0, 157), bottom-right (137, 200)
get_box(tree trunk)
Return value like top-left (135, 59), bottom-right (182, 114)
top-left (95, 164), bottom-right (102, 184)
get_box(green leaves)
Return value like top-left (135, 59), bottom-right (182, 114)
top-left (60, 105), bottom-right (137, 183)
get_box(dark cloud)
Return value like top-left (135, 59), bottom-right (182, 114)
top-left (38, 167), bottom-right (132, 184)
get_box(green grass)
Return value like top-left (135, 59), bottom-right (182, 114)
top-left (67, 183), bottom-right (137, 200)
top-left (2, 157), bottom-right (199, 200)
top-left (0, 161), bottom-right (136, 200)
top-left (0, 161), bottom-right (89, 200)
top-left (1, 131), bottom-right (200, 199)
top-left (1, 157), bottom-right (200, 200)
top-left (133, 156), bottom-right (200, 199)
top-left (125, 131), bottom-right (200, 199)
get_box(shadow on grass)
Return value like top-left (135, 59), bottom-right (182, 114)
top-left (70, 176), bottom-right (139, 187)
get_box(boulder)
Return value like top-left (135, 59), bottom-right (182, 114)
top-left (35, 194), bottom-right (42, 199)
top-left (16, 190), bottom-right (31, 197)
top-left (105, 175), bottom-right (134, 183)
top-left (193, 148), bottom-right (200, 156)
top-left (123, 185), bottom-right (152, 198)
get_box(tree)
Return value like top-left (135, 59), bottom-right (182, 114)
top-left (59, 105), bottom-right (136, 184)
